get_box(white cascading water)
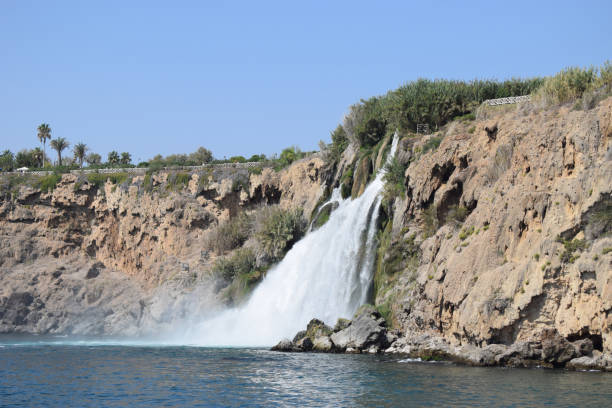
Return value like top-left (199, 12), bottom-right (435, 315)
top-left (178, 135), bottom-right (398, 346)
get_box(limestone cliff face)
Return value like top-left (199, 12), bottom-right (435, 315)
top-left (379, 98), bottom-right (612, 357)
top-left (0, 157), bottom-right (325, 334)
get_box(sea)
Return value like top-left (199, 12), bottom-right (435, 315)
top-left (1, 337), bottom-right (611, 407)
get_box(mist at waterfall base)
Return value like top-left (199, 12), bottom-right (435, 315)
top-left (165, 136), bottom-right (399, 347)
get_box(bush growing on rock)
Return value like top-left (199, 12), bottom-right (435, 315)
top-left (255, 206), bottom-right (306, 261)
top-left (34, 173), bottom-right (62, 192)
top-left (382, 157), bottom-right (407, 201)
top-left (444, 204), bottom-right (469, 225)
top-left (213, 247), bottom-right (256, 282)
top-left (208, 212), bottom-right (252, 255)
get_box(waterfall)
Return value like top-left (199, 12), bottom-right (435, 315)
top-left (180, 135), bottom-right (399, 346)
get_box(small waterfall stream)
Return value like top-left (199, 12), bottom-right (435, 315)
top-left (182, 135), bottom-right (398, 346)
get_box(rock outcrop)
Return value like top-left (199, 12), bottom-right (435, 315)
top-left (272, 305), bottom-right (390, 353)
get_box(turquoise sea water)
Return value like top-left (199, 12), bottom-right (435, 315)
top-left (1, 337), bottom-right (611, 407)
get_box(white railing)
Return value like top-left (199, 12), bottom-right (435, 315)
top-left (484, 95), bottom-right (531, 106)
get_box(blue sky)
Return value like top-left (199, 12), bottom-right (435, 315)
top-left (1, 0), bottom-right (610, 162)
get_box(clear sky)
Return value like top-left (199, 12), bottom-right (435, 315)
top-left (1, 0), bottom-right (610, 162)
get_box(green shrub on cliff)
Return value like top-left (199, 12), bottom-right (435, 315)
top-left (213, 247), bottom-right (257, 282)
top-left (208, 212), bottom-right (252, 255)
top-left (535, 66), bottom-right (597, 105)
top-left (558, 237), bottom-right (587, 264)
top-left (382, 157), bottom-right (406, 201)
top-left (421, 136), bottom-right (443, 154)
top-left (86, 172), bottom-right (128, 189)
top-left (35, 173), bottom-right (62, 192)
top-left (535, 61), bottom-right (612, 106)
top-left (255, 207), bottom-right (306, 261)
top-left (338, 77), bottom-right (543, 150)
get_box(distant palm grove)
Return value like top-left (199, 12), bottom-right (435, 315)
top-left (0, 124), bottom-right (307, 173)
top-left (2, 62), bottom-right (610, 174)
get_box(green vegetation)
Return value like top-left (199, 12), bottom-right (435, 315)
top-left (37, 123), bottom-right (52, 167)
top-left (311, 203), bottom-right (333, 230)
top-left (86, 153), bottom-right (101, 166)
top-left (73, 143), bottom-right (88, 168)
top-left (603, 247), bottom-right (612, 255)
top-left (0, 150), bottom-right (15, 171)
top-left (120, 152), bottom-right (132, 165)
top-left (422, 136), bottom-right (443, 154)
top-left (382, 157), bottom-right (407, 201)
top-left (255, 207), bottom-right (306, 261)
top-left (444, 205), bottom-right (468, 225)
top-left (35, 173), bottom-right (62, 192)
top-left (1, 173), bottom-right (62, 195)
top-left (588, 198), bottom-right (612, 238)
top-left (50, 137), bottom-right (69, 166)
top-left (107, 151), bottom-right (120, 165)
top-left (247, 166), bottom-right (263, 175)
top-left (534, 253), bottom-right (540, 261)
top-left (375, 302), bottom-right (392, 326)
top-left (86, 172), bottom-right (129, 189)
top-left (214, 247), bottom-right (257, 282)
top-left (535, 62), bottom-right (612, 106)
top-left (321, 125), bottom-right (349, 166)
top-left (340, 167), bottom-right (354, 199)
top-left (1, 174), bottom-right (34, 195)
top-left (422, 206), bottom-right (439, 238)
top-left (459, 226), bottom-right (475, 241)
top-left (167, 172), bottom-right (191, 190)
top-left (557, 237), bottom-right (587, 264)
top-left (374, 220), bottom-right (420, 300)
top-left (208, 212), bottom-right (252, 255)
top-left (342, 78), bottom-right (543, 149)
top-left (231, 175), bottom-right (250, 192)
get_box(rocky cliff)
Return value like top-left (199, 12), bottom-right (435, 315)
top-left (0, 158), bottom-right (326, 335)
top-left (322, 96), bottom-right (611, 369)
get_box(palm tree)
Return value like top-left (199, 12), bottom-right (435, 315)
top-left (107, 151), bottom-right (120, 165)
top-left (73, 143), bottom-right (88, 168)
top-left (120, 152), bottom-right (132, 165)
top-left (31, 147), bottom-right (44, 168)
top-left (50, 137), bottom-right (70, 166)
top-left (37, 123), bottom-right (51, 166)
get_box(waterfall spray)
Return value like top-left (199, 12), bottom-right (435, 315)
top-left (178, 134), bottom-right (399, 346)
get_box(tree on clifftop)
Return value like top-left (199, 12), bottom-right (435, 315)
top-left (120, 152), bottom-right (132, 165)
top-left (31, 147), bottom-right (43, 168)
top-left (107, 150), bottom-right (120, 165)
top-left (37, 123), bottom-right (51, 167)
top-left (73, 143), bottom-right (88, 168)
top-left (86, 152), bottom-right (101, 165)
top-left (50, 137), bottom-right (69, 166)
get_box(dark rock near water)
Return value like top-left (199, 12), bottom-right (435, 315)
top-left (271, 338), bottom-right (294, 352)
top-left (272, 306), bottom-right (390, 354)
top-left (296, 336), bottom-right (313, 351)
